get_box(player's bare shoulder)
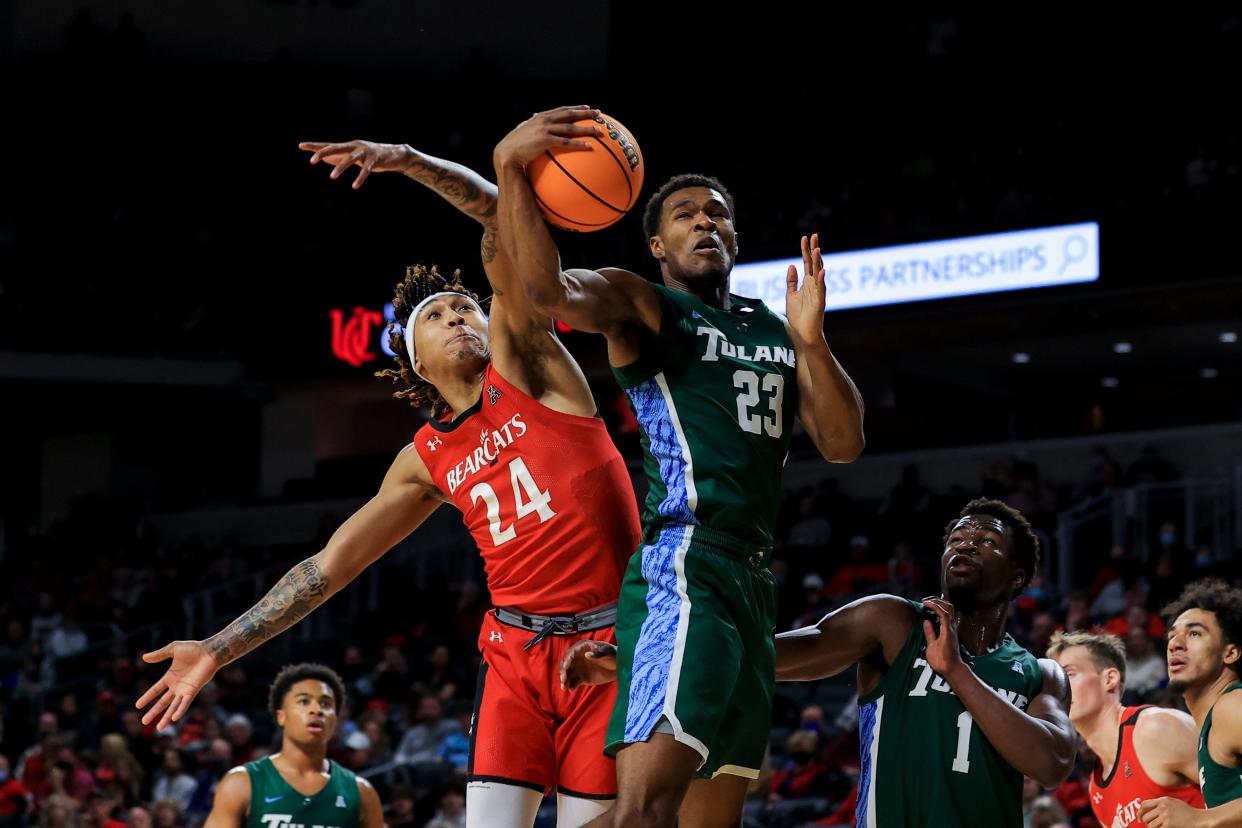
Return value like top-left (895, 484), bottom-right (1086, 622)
top-left (390, 441), bottom-right (450, 504)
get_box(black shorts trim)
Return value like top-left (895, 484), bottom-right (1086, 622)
top-left (466, 774), bottom-right (545, 793)
top-left (467, 660), bottom-right (487, 777)
top-left (556, 785), bottom-right (617, 801)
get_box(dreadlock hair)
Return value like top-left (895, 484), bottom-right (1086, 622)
top-left (374, 264), bottom-right (482, 415)
top-left (942, 497), bottom-right (1041, 596)
top-left (641, 173), bottom-right (736, 241)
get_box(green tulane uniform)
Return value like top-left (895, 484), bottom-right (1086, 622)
top-left (1198, 682), bottom-right (1242, 807)
top-left (243, 756), bottom-right (361, 828)
top-left (605, 284), bottom-right (797, 779)
top-left (855, 600), bottom-right (1043, 828)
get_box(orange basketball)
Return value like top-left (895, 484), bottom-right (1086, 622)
top-left (527, 112), bottom-right (644, 232)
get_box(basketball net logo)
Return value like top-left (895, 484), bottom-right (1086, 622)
top-left (330, 307), bottom-right (383, 367)
top-left (489, 630), bottom-right (503, 644)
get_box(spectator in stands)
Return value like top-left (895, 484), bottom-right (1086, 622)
top-left (0, 755), bottom-right (32, 828)
top-left (37, 793), bottom-right (77, 828)
top-left (150, 749), bottom-right (196, 813)
top-left (45, 613), bottom-right (88, 662)
top-left (435, 709), bottom-right (472, 775)
top-left (361, 721), bottom-right (391, 766)
top-left (184, 739), bottom-right (231, 819)
top-left (1061, 592), bottom-right (1091, 635)
top-left (786, 495), bottom-right (832, 554)
top-left (394, 697), bottom-right (458, 766)
top-left (422, 645), bottom-right (461, 701)
top-left (883, 539), bottom-right (922, 598)
top-left (127, 806), bottom-right (153, 828)
top-left (29, 593), bottom-right (62, 644)
top-left (1103, 598), bottom-right (1165, 641)
top-left (880, 464), bottom-right (930, 519)
top-left (371, 644), bottom-right (410, 704)
top-left (823, 536), bottom-right (887, 598)
top-left (387, 785), bottom-right (418, 828)
top-left (223, 715), bottom-right (256, 766)
top-left (1123, 626), bottom-right (1167, 700)
top-left (423, 787), bottom-right (465, 828)
top-left (769, 730), bottom-right (833, 803)
top-left (792, 573), bottom-right (833, 630)
top-left (150, 800), bottom-right (184, 828)
top-left (340, 732), bottom-right (371, 771)
top-left (96, 734), bottom-right (143, 806)
top-left (83, 791), bottom-right (127, 828)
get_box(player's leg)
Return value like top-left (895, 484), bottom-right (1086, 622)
top-left (467, 616), bottom-right (557, 828)
top-left (679, 540), bottom-right (779, 828)
top-left (579, 732), bottom-right (703, 828)
top-left (593, 528), bottom-right (750, 827)
top-left (678, 773), bottom-right (751, 828)
top-left (465, 781), bottom-right (542, 828)
top-left (552, 633), bottom-right (619, 828)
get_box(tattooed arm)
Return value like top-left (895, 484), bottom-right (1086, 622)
top-left (136, 444), bottom-right (444, 730)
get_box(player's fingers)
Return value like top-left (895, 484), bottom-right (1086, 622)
top-left (553, 138), bottom-right (594, 151)
top-left (157, 696), bottom-right (181, 732)
top-left (922, 619), bottom-right (936, 644)
top-left (354, 158), bottom-right (377, 189)
top-left (135, 678), bottom-right (166, 709)
top-left (330, 149), bottom-right (365, 179)
top-left (171, 693), bottom-right (193, 723)
top-left (141, 643), bottom-right (173, 664)
top-left (786, 264), bottom-right (798, 293)
top-left (922, 599), bottom-right (951, 626)
top-left (550, 105), bottom-right (598, 120)
top-left (140, 689), bottom-right (174, 726)
top-left (309, 142), bottom-right (352, 164)
top-left (801, 235), bottom-right (814, 276)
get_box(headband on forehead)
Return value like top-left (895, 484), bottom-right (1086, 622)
top-left (402, 291), bottom-right (487, 380)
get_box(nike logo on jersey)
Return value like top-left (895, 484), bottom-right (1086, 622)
top-left (264, 796), bottom-right (284, 804)
top-left (695, 326), bottom-right (795, 367)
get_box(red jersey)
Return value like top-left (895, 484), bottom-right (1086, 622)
top-left (1089, 706), bottom-right (1205, 828)
top-left (414, 362), bottom-right (640, 615)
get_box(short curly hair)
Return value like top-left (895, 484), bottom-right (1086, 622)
top-left (374, 264), bottom-right (483, 415)
top-left (943, 498), bottom-right (1041, 595)
top-left (641, 173), bottom-right (736, 241)
top-left (1163, 578), bottom-right (1242, 656)
top-left (268, 663), bottom-right (347, 723)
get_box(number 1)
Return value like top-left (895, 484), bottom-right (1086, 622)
top-left (952, 711), bottom-right (972, 773)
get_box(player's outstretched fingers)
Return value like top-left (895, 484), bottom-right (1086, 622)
top-left (135, 676), bottom-right (166, 711)
top-left (141, 688), bottom-right (174, 727)
top-left (330, 149), bottom-right (365, 179)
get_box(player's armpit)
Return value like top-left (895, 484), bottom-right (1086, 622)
top-left (203, 768), bottom-right (250, 828)
top-left (775, 594), bottom-right (913, 682)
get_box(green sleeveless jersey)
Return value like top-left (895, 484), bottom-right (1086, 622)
top-left (611, 285), bottom-right (798, 548)
top-left (243, 756), bottom-right (361, 828)
top-left (1198, 682), bottom-right (1242, 807)
top-left (855, 600), bottom-right (1044, 827)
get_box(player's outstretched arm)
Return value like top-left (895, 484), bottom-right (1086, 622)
top-left (921, 598), bottom-right (1075, 790)
top-left (298, 139), bottom-right (497, 227)
top-left (202, 768), bottom-right (249, 828)
top-left (136, 445), bottom-right (442, 730)
top-left (492, 106), bottom-right (660, 341)
top-left (786, 232), bottom-right (865, 463)
top-left (775, 594), bottom-right (913, 682)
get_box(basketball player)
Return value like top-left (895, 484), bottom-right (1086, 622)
top-left (1139, 580), bottom-right (1242, 827)
top-left (203, 663), bottom-right (382, 828)
top-left (1047, 631), bottom-right (1203, 827)
top-left (492, 105), bottom-right (866, 828)
top-left (564, 499), bottom-right (1074, 827)
top-left (137, 142), bottom-right (642, 828)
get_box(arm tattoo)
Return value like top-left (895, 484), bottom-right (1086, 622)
top-left (204, 558), bottom-right (331, 665)
top-left (481, 226), bottom-right (498, 268)
top-left (403, 156), bottom-right (498, 227)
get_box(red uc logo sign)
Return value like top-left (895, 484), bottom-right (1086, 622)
top-left (330, 306), bottom-right (384, 367)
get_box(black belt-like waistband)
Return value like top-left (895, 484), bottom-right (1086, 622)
top-left (492, 603), bottom-right (618, 650)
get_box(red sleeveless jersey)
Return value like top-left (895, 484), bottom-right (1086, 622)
top-left (1089, 705), bottom-right (1205, 828)
top-left (414, 362), bottom-right (640, 615)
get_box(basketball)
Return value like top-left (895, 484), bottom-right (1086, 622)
top-left (527, 112), bottom-right (644, 232)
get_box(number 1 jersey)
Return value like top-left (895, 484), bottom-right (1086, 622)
top-left (414, 362), bottom-right (641, 615)
top-left (855, 599), bottom-right (1044, 828)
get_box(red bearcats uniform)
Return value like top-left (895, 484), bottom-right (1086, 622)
top-left (1089, 706), bottom-right (1205, 828)
top-left (415, 362), bottom-right (641, 797)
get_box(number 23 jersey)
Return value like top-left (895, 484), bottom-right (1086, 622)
top-left (414, 362), bottom-right (641, 615)
top-left (855, 599), bottom-right (1044, 828)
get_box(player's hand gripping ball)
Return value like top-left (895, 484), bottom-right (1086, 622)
top-left (527, 112), bottom-right (644, 232)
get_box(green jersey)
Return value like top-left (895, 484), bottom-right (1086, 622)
top-left (243, 756), bottom-right (361, 828)
top-left (612, 284), bottom-right (797, 548)
top-left (856, 600), bottom-right (1044, 828)
top-left (1198, 682), bottom-right (1242, 807)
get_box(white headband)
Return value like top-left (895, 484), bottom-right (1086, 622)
top-left (402, 291), bottom-right (487, 380)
